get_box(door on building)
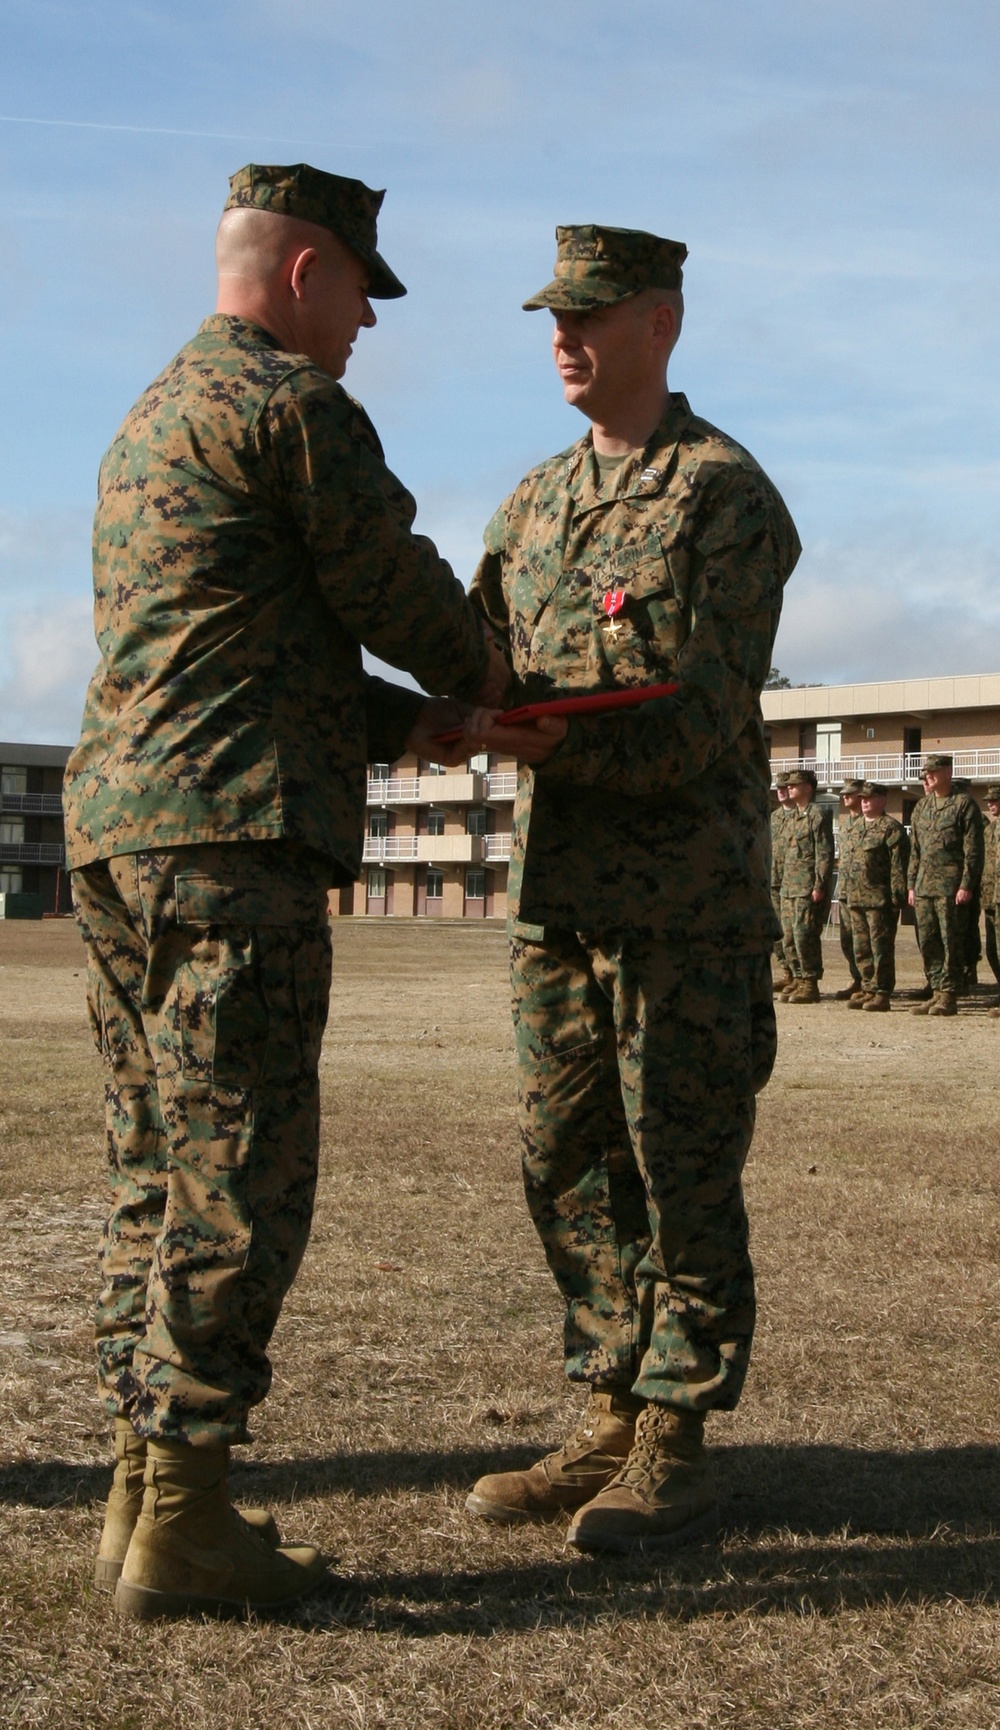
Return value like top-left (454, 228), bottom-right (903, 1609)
top-left (366, 867), bottom-right (387, 915)
top-left (903, 727), bottom-right (922, 779)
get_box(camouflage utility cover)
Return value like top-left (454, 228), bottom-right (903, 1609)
top-left (523, 224), bottom-right (687, 312)
top-left (64, 315), bottom-right (487, 875)
top-left (469, 392), bottom-right (801, 947)
top-left (907, 792), bottom-right (983, 898)
top-left (224, 162), bottom-right (405, 299)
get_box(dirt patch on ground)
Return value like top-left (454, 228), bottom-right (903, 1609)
top-left (2, 918), bottom-right (999, 1729)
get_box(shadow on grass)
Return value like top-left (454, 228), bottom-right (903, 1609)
top-left (5, 1443), bottom-right (1000, 1626)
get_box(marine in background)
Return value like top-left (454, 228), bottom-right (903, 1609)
top-left (770, 772), bottom-right (793, 992)
top-left (845, 782), bottom-right (909, 1012)
top-left (982, 784), bottom-right (1000, 1016)
top-left (778, 768), bottom-right (834, 1004)
top-left (908, 755), bottom-right (983, 1017)
top-left (834, 778), bottom-right (865, 999)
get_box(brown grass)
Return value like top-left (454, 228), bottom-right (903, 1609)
top-left (2, 916), bottom-right (1000, 1728)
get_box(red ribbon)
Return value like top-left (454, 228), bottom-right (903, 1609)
top-left (603, 589), bottom-right (627, 618)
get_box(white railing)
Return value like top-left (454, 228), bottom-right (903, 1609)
top-left (363, 835), bottom-right (419, 862)
top-left (367, 776), bottom-right (420, 804)
top-left (771, 751), bottom-right (1000, 787)
top-left (0, 842), bottom-right (65, 864)
top-left (484, 833), bottom-right (513, 861)
top-left (0, 792), bottom-right (63, 815)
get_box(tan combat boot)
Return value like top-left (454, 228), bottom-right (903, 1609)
top-left (566, 1404), bottom-right (718, 1554)
top-left (928, 991), bottom-right (958, 1016)
top-left (863, 992), bottom-right (891, 1012)
top-left (773, 966), bottom-right (794, 995)
top-left (834, 984), bottom-right (862, 1000)
top-left (789, 979), bottom-right (820, 1004)
top-left (95, 1418), bottom-right (281, 1588)
top-left (465, 1390), bottom-right (643, 1523)
top-left (778, 979), bottom-right (801, 1001)
top-left (115, 1438), bottom-right (326, 1620)
top-left (847, 990), bottom-right (873, 1009)
top-left (910, 994), bottom-right (937, 1015)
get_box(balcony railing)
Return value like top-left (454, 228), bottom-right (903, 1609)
top-left (484, 772), bottom-right (518, 801)
top-left (0, 842), bottom-right (65, 864)
top-left (483, 833), bottom-right (512, 861)
top-left (771, 751), bottom-right (1000, 787)
top-left (1, 792), bottom-right (64, 815)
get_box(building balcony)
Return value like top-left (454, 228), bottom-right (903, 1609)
top-left (362, 834), bottom-right (494, 865)
top-left (1, 791), bottom-right (64, 815)
top-left (484, 772), bottom-right (517, 801)
top-left (770, 750), bottom-right (1000, 788)
top-left (367, 772), bottom-right (487, 807)
top-left (0, 841), bottom-right (65, 864)
top-left (483, 833), bottom-right (512, 861)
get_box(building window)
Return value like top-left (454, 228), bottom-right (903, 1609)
top-left (866, 727), bottom-right (875, 740)
top-left (815, 723), bottom-right (841, 763)
top-left (0, 817), bottom-right (25, 845)
top-left (369, 811), bottom-right (389, 837)
top-left (370, 762), bottom-right (390, 780)
top-left (465, 870), bottom-right (485, 900)
top-left (1, 768), bottom-right (27, 796)
top-left (426, 808), bottom-right (445, 836)
top-left (367, 868), bottom-right (386, 898)
top-left (469, 752), bottom-right (490, 773)
top-left (467, 808), bottom-right (489, 836)
top-left (425, 868), bottom-right (444, 899)
top-left (423, 761), bottom-right (446, 775)
top-left (0, 868), bottom-right (23, 894)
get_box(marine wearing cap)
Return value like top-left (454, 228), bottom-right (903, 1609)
top-left (523, 224), bottom-right (687, 312)
top-left (860, 782), bottom-right (887, 797)
top-left (786, 768), bottom-right (818, 787)
top-left (922, 753), bottom-right (953, 772)
top-left (841, 778), bottom-right (864, 794)
top-left (985, 785), bottom-right (1000, 802)
top-left (224, 162), bottom-right (406, 299)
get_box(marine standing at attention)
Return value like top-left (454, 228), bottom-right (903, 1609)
top-left (982, 785), bottom-right (1000, 1014)
top-left (459, 224), bottom-right (800, 1552)
top-left (770, 772), bottom-right (793, 992)
top-left (908, 755), bottom-right (983, 1017)
top-left (777, 768), bottom-right (834, 1004)
top-left (845, 781), bottom-right (909, 1012)
top-left (834, 779), bottom-right (865, 1000)
top-left (63, 162), bottom-right (507, 1619)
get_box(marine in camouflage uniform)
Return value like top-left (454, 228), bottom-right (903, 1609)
top-left (462, 224), bottom-right (800, 1552)
top-left (907, 754), bottom-right (983, 1014)
top-left (845, 781), bottom-right (909, 1008)
top-left (64, 164), bottom-right (502, 1611)
top-left (952, 777), bottom-right (985, 987)
top-left (778, 769), bottom-right (834, 998)
top-left (834, 780), bottom-right (865, 997)
top-left (981, 786), bottom-right (1000, 1011)
top-left (770, 774), bottom-right (792, 985)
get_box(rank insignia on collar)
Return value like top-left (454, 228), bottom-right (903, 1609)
top-left (639, 467), bottom-right (662, 485)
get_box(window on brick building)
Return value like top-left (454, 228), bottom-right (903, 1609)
top-left (465, 870), bottom-right (485, 900)
top-left (370, 763), bottom-right (390, 780)
top-left (426, 808), bottom-right (445, 836)
top-left (367, 869), bottom-right (386, 898)
top-left (467, 808), bottom-right (488, 836)
top-left (369, 811), bottom-right (389, 837)
top-left (426, 868), bottom-right (444, 899)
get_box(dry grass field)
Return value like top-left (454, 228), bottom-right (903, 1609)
top-left (2, 915), bottom-right (1000, 1729)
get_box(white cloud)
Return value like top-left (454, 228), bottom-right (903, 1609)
top-left (0, 593), bottom-right (94, 744)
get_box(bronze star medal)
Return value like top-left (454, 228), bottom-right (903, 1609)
top-left (603, 588), bottom-right (627, 639)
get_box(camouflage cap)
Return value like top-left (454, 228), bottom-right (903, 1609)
top-left (860, 781), bottom-right (887, 797)
top-left (774, 771), bottom-right (792, 787)
top-left (841, 779), bottom-right (865, 794)
top-left (786, 768), bottom-right (818, 788)
top-left (985, 785), bottom-right (1000, 802)
top-left (224, 163), bottom-right (405, 299)
top-left (523, 224), bottom-right (687, 312)
top-left (922, 753), bottom-right (953, 772)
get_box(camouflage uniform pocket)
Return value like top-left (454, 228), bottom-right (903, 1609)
top-left (595, 552), bottom-right (684, 682)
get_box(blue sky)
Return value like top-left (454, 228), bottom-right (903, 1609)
top-left (1, 0), bottom-right (998, 742)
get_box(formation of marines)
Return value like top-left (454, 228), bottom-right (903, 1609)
top-left (771, 756), bottom-right (999, 1016)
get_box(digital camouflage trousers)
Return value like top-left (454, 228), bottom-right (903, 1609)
top-left (73, 842), bottom-right (332, 1447)
top-left (838, 899), bottom-right (861, 984)
top-left (780, 894), bottom-right (827, 981)
top-left (510, 929), bottom-right (776, 1413)
top-left (912, 894), bottom-right (964, 994)
top-left (849, 904), bottom-right (899, 995)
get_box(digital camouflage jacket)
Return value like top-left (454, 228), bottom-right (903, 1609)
top-left (64, 315), bottom-right (488, 876)
top-left (469, 392), bottom-right (801, 947)
top-left (779, 802), bottom-right (834, 900)
top-left (983, 818), bottom-right (999, 911)
top-left (847, 814), bottom-right (910, 908)
top-left (907, 792), bottom-right (984, 899)
top-left (835, 811), bottom-right (863, 905)
top-left (770, 803), bottom-right (791, 892)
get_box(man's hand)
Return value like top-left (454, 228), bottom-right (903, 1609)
top-left (463, 705), bottom-right (568, 767)
top-left (811, 888), bottom-right (825, 904)
top-left (908, 889), bottom-right (916, 907)
top-left (473, 629), bottom-right (512, 710)
top-left (956, 887), bottom-right (973, 905)
top-left (405, 698), bottom-right (475, 768)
